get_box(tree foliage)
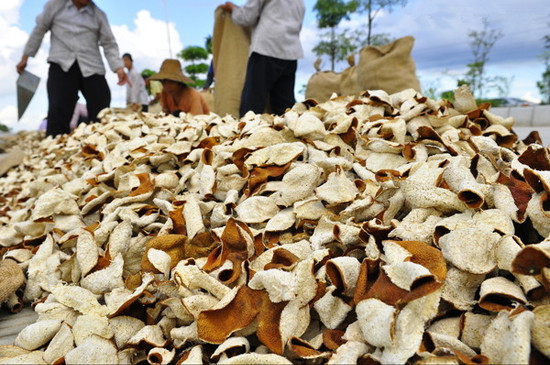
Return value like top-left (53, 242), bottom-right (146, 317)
top-left (177, 45), bottom-right (209, 87)
top-left (351, 0), bottom-right (407, 46)
top-left (459, 18), bottom-right (504, 99)
top-left (312, 0), bottom-right (404, 71)
top-left (537, 28), bottom-right (550, 104)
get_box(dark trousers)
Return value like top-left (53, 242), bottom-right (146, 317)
top-left (46, 62), bottom-right (110, 136)
top-left (239, 52), bottom-right (297, 117)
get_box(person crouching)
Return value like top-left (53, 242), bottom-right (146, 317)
top-left (150, 59), bottom-right (210, 117)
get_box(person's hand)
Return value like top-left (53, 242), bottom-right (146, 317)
top-left (16, 55), bottom-right (28, 74)
top-left (115, 67), bottom-right (130, 86)
top-left (220, 2), bottom-right (236, 12)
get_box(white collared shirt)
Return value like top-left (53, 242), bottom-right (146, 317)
top-left (126, 66), bottom-right (150, 105)
top-left (231, 0), bottom-right (305, 60)
top-left (23, 0), bottom-right (123, 77)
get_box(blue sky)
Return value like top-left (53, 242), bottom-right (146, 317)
top-left (1, 0), bottom-right (548, 132)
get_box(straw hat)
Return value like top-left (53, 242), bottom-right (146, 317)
top-left (151, 59), bottom-right (194, 85)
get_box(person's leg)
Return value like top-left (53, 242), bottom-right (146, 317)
top-left (269, 59), bottom-right (297, 115)
top-left (80, 68), bottom-right (111, 123)
top-left (46, 62), bottom-right (79, 136)
top-left (239, 52), bottom-right (271, 117)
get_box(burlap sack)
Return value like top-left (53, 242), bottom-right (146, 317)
top-left (212, 6), bottom-right (250, 117)
top-left (200, 89), bottom-right (215, 113)
top-left (305, 71), bottom-right (342, 103)
top-left (0, 259), bottom-right (25, 303)
top-left (339, 54), bottom-right (360, 97)
top-left (357, 36), bottom-right (421, 94)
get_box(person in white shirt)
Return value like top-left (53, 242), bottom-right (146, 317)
top-left (220, 0), bottom-right (305, 117)
top-left (16, 0), bottom-right (128, 137)
top-left (123, 53), bottom-right (150, 112)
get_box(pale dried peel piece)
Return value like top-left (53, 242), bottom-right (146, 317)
top-left (183, 193), bottom-right (205, 240)
top-left (280, 300), bottom-right (310, 347)
top-left (327, 341), bottom-right (370, 365)
top-left (438, 226), bottom-right (499, 274)
top-left (293, 198), bottom-right (326, 220)
top-left (325, 256), bottom-right (360, 297)
top-left (182, 294), bottom-right (220, 319)
top-left (31, 188), bottom-right (80, 220)
top-left (461, 312), bottom-right (493, 351)
top-left (389, 208), bottom-right (442, 244)
top-left (427, 317), bottom-right (461, 339)
top-left (107, 220), bottom-right (133, 258)
top-left (272, 164), bottom-right (321, 207)
top-left (356, 298), bottom-right (396, 348)
top-left (315, 168), bottom-right (358, 204)
top-left (105, 272), bottom-right (154, 317)
top-left (235, 196), bottom-right (280, 223)
top-left (64, 334), bottom-right (119, 365)
top-left (148, 347), bottom-right (175, 365)
top-left (76, 229), bottom-right (98, 278)
top-left (80, 253), bottom-right (125, 295)
top-left (452, 85), bottom-right (477, 114)
top-left (442, 156), bottom-right (485, 208)
top-left (441, 267), bottom-right (485, 311)
top-left (23, 234), bottom-right (63, 302)
top-left (72, 313), bottom-right (113, 346)
top-left (265, 208), bottom-right (295, 232)
top-left (0, 345), bottom-right (30, 359)
top-left (127, 324), bottom-right (167, 348)
top-left (217, 352), bottom-right (293, 364)
top-left (480, 310), bottom-right (534, 364)
top-left (173, 263), bottom-right (231, 300)
top-left (51, 284), bottom-right (107, 317)
top-left (383, 261), bottom-right (434, 291)
top-left (211, 337), bottom-right (250, 362)
top-left (532, 305), bottom-right (550, 358)
top-left (248, 269), bottom-right (295, 303)
top-left (244, 142), bottom-right (305, 168)
top-left (285, 112), bottom-right (327, 139)
top-left (14, 319), bottom-right (62, 351)
top-left (0, 350), bottom-right (47, 364)
top-left (478, 276), bottom-right (527, 311)
top-left (313, 286), bottom-right (352, 329)
top-left (177, 344), bottom-right (203, 364)
top-left (526, 192), bottom-right (550, 238)
top-left (109, 315), bottom-right (145, 349)
top-left (426, 330), bottom-right (477, 357)
top-left (381, 290), bottom-right (441, 364)
top-left (43, 323), bottom-right (75, 363)
top-left (147, 248), bottom-right (172, 276)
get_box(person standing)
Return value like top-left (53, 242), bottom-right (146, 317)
top-left (123, 53), bottom-right (150, 112)
top-left (16, 0), bottom-right (128, 137)
top-left (220, 0), bottom-right (305, 117)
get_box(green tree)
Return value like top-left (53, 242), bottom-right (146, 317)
top-left (351, 0), bottom-right (407, 46)
top-left (177, 46), bottom-right (209, 87)
top-left (460, 18), bottom-right (504, 99)
top-left (313, 0), bottom-right (357, 71)
top-left (537, 30), bottom-right (550, 104)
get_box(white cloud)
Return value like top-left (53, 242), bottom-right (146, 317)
top-left (109, 10), bottom-right (184, 109)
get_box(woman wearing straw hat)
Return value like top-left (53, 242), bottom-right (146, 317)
top-left (150, 59), bottom-right (210, 116)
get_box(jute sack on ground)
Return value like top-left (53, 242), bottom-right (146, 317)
top-left (0, 259), bottom-right (25, 303)
top-left (305, 71), bottom-right (342, 103)
top-left (200, 89), bottom-right (215, 113)
top-left (339, 54), bottom-right (360, 97)
top-left (357, 35), bottom-right (421, 94)
top-left (212, 6), bottom-right (250, 117)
